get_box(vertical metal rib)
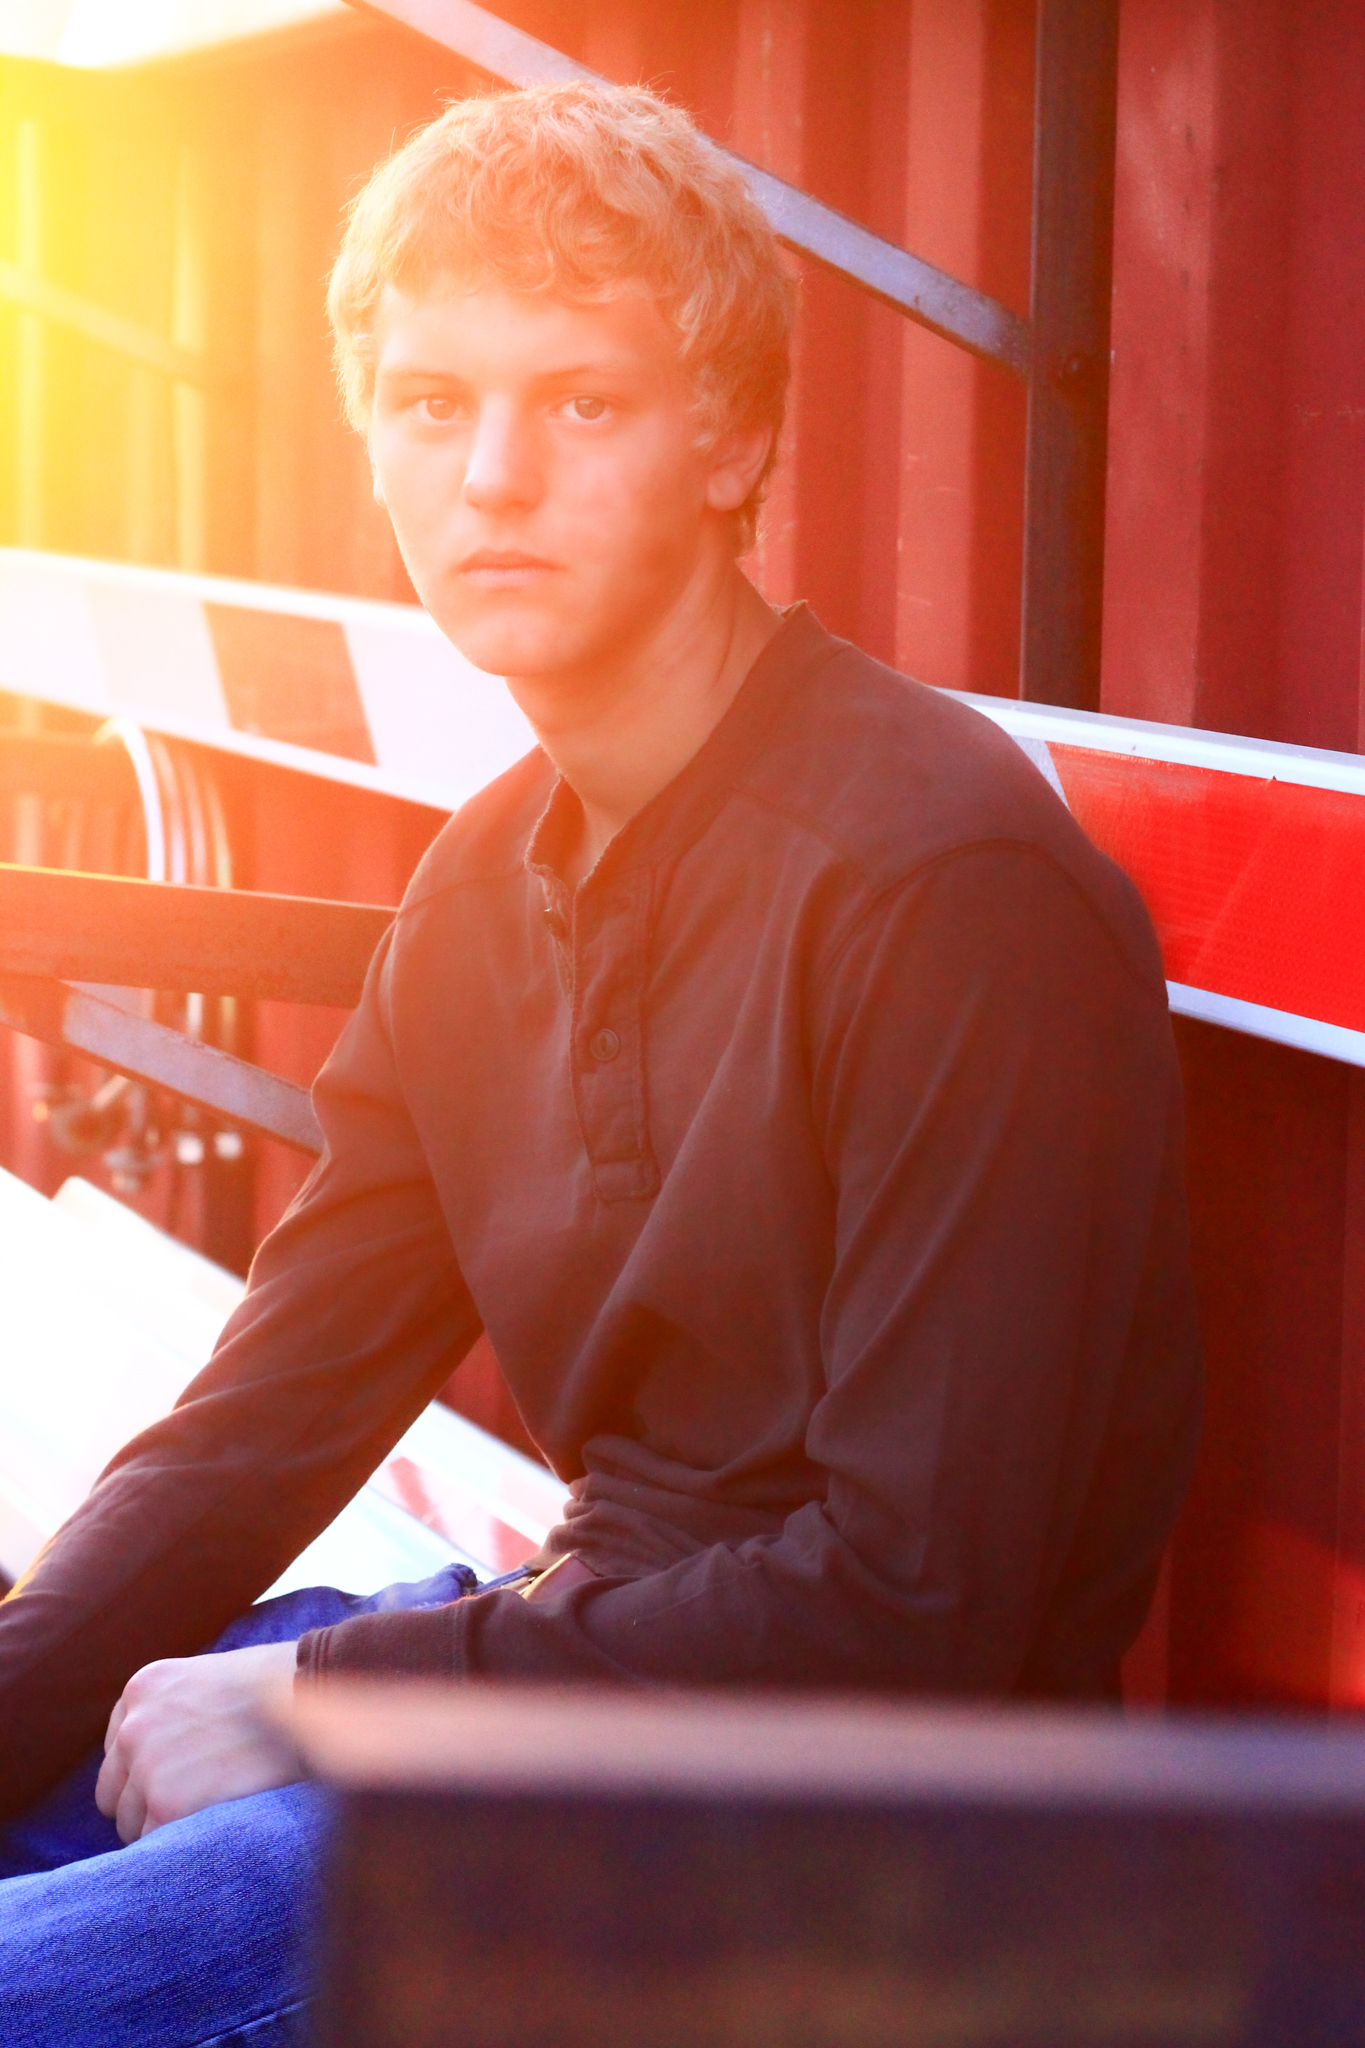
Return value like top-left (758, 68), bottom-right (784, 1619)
top-left (1020, 0), bottom-right (1122, 710)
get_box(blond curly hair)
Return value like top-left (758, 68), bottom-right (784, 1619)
top-left (328, 82), bottom-right (796, 551)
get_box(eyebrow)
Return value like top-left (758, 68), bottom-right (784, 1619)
top-left (375, 359), bottom-right (641, 389)
top-left (374, 366), bottom-right (469, 385)
top-left (529, 362), bottom-right (638, 384)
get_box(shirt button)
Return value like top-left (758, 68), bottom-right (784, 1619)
top-left (543, 906), bottom-right (567, 941)
top-left (589, 1027), bottom-right (621, 1062)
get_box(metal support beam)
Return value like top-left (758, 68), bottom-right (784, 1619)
top-left (0, 260), bottom-right (214, 389)
top-left (350, 0), bottom-right (1029, 376)
top-left (1020, 0), bottom-right (1122, 710)
top-left (0, 865), bottom-right (391, 1007)
top-left (0, 978), bottom-right (322, 1153)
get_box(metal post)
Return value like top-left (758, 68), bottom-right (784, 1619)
top-left (1021, 0), bottom-right (1122, 710)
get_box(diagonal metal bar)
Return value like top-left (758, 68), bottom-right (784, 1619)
top-left (0, 865), bottom-right (392, 1008)
top-left (349, 0), bottom-right (1029, 377)
top-left (743, 168), bottom-right (1027, 370)
top-left (0, 978), bottom-right (322, 1153)
top-left (0, 261), bottom-right (214, 389)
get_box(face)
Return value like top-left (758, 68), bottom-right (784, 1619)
top-left (367, 283), bottom-right (764, 685)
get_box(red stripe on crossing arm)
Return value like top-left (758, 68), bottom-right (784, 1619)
top-left (959, 690), bottom-right (1365, 1069)
top-left (1052, 747), bottom-right (1365, 1040)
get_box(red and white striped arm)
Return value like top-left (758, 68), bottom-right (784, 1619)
top-left (0, 547), bottom-right (534, 815)
top-left (4, 548), bottom-right (1362, 1067)
top-left (965, 692), bottom-right (1365, 1070)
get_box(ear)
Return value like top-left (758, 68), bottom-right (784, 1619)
top-left (703, 420), bottom-right (774, 516)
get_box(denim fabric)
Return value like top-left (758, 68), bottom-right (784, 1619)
top-left (0, 1782), bottom-right (330, 2048)
top-left (0, 1561), bottom-right (481, 2048)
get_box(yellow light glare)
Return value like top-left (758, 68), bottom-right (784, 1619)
top-left (0, 0), bottom-right (345, 67)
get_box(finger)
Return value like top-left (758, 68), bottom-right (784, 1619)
top-left (94, 1746), bottom-right (128, 1821)
top-left (103, 1695), bottom-right (128, 1753)
top-left (114, 1776), bottom-right (148, 1848)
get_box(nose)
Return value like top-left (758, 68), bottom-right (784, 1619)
top-left (462, 400), bottom-right (541, 515)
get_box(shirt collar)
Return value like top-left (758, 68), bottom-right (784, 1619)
top-left (524, 604), bottom-right (839, 891)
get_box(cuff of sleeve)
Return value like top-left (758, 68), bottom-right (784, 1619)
top-left (293, 1578), bottom-right (638, 1687)
top-left (293, 1601), bottom-right (469, 1684)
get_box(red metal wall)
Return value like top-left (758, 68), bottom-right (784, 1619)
top-left (1099, 0), bottom-right (1365, 1709)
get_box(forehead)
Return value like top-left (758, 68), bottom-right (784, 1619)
top-left (371, 281), bottom-right (684, 387)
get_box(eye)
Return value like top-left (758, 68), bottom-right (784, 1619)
top-left (565, 395), bottom-right (607, 422)
top-left (414, 393), bottom-right (461, 423)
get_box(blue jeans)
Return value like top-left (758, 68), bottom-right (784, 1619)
top-left (0, 1561), bottom-right (483, 2048)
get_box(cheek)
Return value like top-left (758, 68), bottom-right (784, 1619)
top-left (370, 432), bottom-right (461, 530)
top-left (555, 435), bottom-right (708, 560)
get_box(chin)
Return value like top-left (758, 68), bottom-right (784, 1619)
top-left (417, 585), bottom-right (564, 679)
top-left (432, 605), bottom-right (591, 681)
top-left (444, 622), bottom-right (581, 679)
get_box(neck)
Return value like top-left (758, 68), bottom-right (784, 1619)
top-left (505, 559), bottom-right (781, 886)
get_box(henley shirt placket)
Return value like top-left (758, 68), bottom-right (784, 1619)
top-left (531, 845), bottom-right (659, 1206)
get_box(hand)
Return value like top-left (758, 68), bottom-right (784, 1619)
top-left (95, 1640), bottom-right (302, 1843)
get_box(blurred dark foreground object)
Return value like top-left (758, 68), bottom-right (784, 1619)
top-left (294, 1682), bottom-right (1365, 2048)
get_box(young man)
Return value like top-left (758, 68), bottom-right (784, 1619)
top-left (0, 82), bottom-right (1200, 2044)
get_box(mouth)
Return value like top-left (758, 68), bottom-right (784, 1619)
top-left (457, 549), bottom-right (560, 585)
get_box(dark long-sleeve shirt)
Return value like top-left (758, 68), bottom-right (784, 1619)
top-left (0, 608), bottom-right (1201, 1819)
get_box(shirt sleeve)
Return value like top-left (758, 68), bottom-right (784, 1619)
top-left (0, 920), bottom-right (481, 1821)
top-left (297, 845), bottom-right (1202, 1698)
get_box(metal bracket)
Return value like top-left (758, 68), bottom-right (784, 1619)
top-left (0, 866), bottom-right (396, 1153)
top-left (0, 977), bottom-right (322, 1154)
